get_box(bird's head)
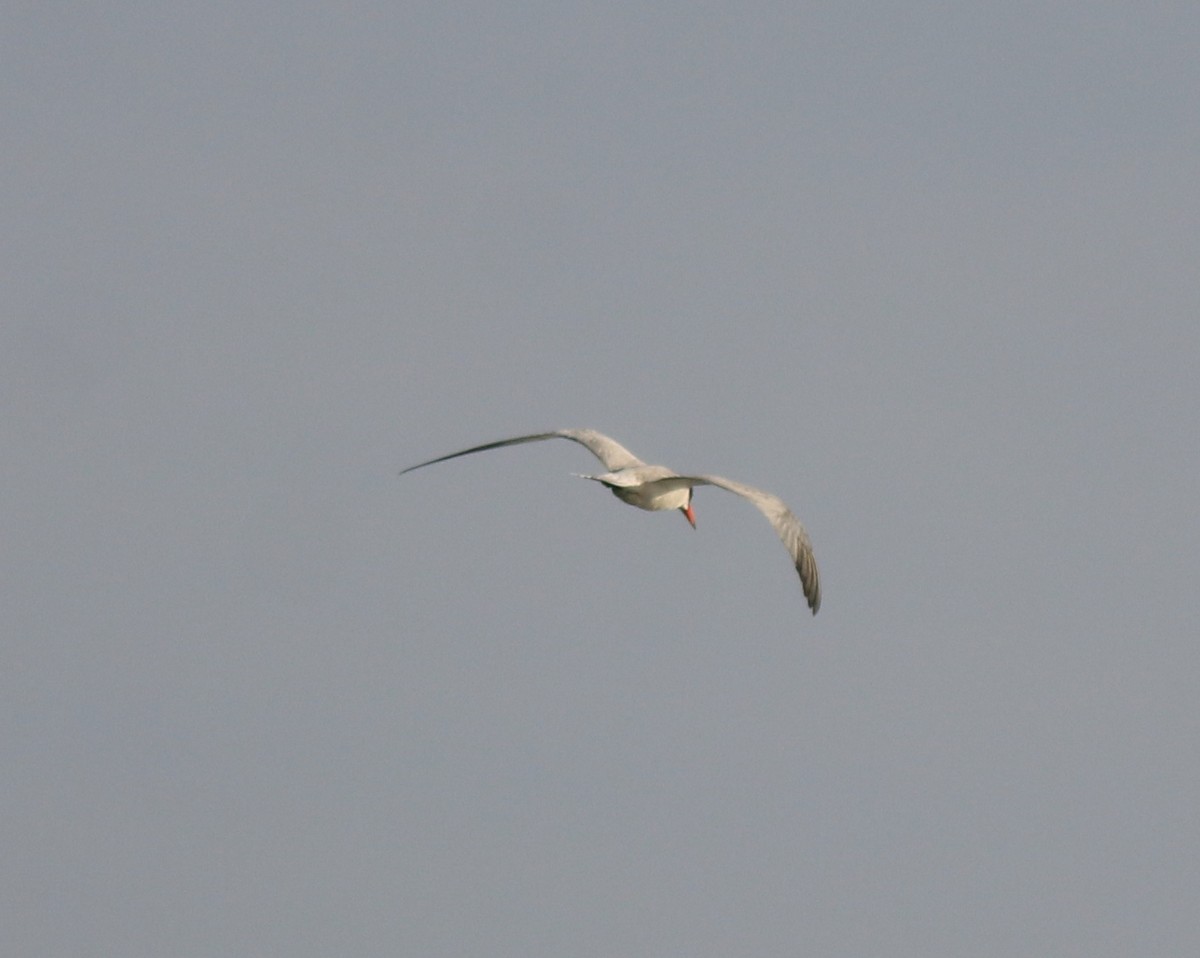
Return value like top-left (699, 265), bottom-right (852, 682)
top-left (680, 490), bottom-right (696, 529)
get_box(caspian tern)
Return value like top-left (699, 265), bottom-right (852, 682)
top-left (400, 428), bottom-right (821, 613)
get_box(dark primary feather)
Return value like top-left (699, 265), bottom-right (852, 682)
top-left (399, 428), bottom-right (645, 476)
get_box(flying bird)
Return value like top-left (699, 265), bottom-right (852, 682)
top-left (399, 428), bottom-right (820, 613)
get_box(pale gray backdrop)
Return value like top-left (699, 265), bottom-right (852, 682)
top-left (5, 3), bottom-right (1198, 956)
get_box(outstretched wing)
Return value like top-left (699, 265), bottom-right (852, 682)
top-left (399, 428), bottom-right (646, 476)
top-left (683, 474), bottom-right (821, 614)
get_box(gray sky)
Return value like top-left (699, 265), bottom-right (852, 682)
top-left (5, 3), bottom-right (1199, 955)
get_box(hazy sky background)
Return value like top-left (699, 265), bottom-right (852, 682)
top-left (5, 3), bottom-right (1199, 955)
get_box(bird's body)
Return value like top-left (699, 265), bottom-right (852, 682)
top-left (587, 464), bottom-right (694, 512)
top-left (399, 428), bottom-right (820, 613)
